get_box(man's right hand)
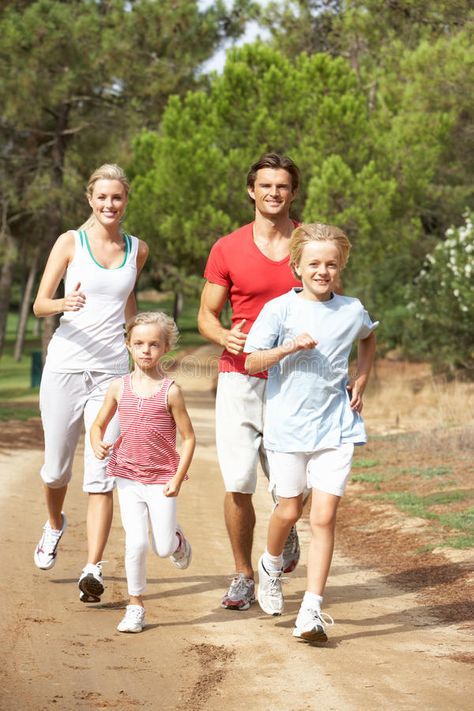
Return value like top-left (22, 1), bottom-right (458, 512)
top-left (223, 319), bottom-right (247, 355)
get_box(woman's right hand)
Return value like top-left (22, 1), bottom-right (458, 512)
top-left (63, 282), bottom-right (86, 312)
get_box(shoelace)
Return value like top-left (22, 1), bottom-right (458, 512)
top-left (228, 574), bottom-right (253, 596)
top-left (42, 525), bottom-right (63, 553)
top-left (125, 606), bottom-right (144, 623)
top-left (84, 560), bottom-right (108, 573)
top-left (310, 609), bottom-right (335, 629)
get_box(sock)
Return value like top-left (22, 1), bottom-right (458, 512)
top-left (302, 591), bottom-right (323, 610)
top-left (263, 549), bottom-right (283, 573)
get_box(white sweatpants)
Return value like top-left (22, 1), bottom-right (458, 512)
top-left (116, 477), bottom-right (179, 596)
top-left (39, 366), bottom-right (122, 493)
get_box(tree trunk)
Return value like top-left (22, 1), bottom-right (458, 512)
top-left (42, 102), bottom-right (70, 358)
top-left (0, 202), bottom-right (18, 356)
top-left (173, 291), bottom-right (184, 324)
top-left (14, 247), bottom-right (40, 361)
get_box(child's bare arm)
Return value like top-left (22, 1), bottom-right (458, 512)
top-left (348, 331), bottom-right (377, 412)
top-left (245, 332), bottom-right (317, 375)
top-left (90, 380), bottom-right (121, 459)
top-left (164, 384), bottom-right (196, 497)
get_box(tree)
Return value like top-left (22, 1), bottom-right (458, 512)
top-left (0, 0), bottom-right (252, 355)
top-left (127, 43), bottom-right (369, 281)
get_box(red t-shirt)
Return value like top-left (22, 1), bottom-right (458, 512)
top-left (204, 221), bottom-right (301, 376)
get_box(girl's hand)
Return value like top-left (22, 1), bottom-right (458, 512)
top-left (163, 477), bottom-right (182, 497)
top-left (63, 282), bottom-right (86, 312)
top-left (94, 440), bottom-right (112, 460)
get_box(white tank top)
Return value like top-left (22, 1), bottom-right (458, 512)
top-left (45, 230), bottom-right (138, 374)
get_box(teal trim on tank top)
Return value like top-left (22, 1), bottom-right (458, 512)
top-left (82, 230), bottom-right (130, 269)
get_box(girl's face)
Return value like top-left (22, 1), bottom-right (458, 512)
top-left (127, 323), bottom-right (167, 370)
top-left (88, 179), bottom-right (128, 228)
top-left (295, 241), bottom-right (341, 302)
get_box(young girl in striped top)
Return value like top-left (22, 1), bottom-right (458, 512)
top-left (91, 312), bottom-right (195, 633)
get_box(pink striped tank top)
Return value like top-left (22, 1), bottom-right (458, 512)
top-left (107, 374), bottom-right (180, 484)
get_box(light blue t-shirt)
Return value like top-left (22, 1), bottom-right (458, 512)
top-left (244, 288), bottom-right (378, 453)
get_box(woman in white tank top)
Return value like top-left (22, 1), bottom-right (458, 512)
top-left (32, 164), bottom-right (149, 604)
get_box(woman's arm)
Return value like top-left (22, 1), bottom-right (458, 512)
top-left (90, 380), bottom-right (121, 459)
top-left (33, 232), bottom-right (85, 317)
top-left (245, 332), bottom-right (318, 375)
top-left (164, 384), bottom-right (196, 497)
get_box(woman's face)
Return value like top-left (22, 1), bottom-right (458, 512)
top-left (88, 179), bottom-right (128, 228)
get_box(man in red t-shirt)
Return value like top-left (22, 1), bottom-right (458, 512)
top-left (198, 153), bottom-right (302, 610)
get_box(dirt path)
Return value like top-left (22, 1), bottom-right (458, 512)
top-left (0, 349), bottom-right (472, 710)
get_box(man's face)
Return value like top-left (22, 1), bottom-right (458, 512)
top-left (247, 168), bottom-right (295, 218)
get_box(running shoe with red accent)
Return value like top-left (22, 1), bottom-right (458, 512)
top-left (170, 527), bottom-right (192, 569)
top-left (221, 573), bottom-right (256, 610)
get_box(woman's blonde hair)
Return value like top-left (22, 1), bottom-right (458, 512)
top-left (289, 222), bottom-right (352, 278)
top-left (125, 311), bottom-right (179, 352)
top-left (79, 164), bottom-right (130, 230)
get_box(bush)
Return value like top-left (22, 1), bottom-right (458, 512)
top-left (405, 210), bottom-right (474, 378)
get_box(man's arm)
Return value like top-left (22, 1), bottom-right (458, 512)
top-left (197, 281), bottom-right (247, 355)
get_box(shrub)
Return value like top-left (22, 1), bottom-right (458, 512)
top-left (405, 209), bottom-right (474, 378)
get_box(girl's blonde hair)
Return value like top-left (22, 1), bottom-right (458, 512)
top-left (125, 311), bottom-right (179, 352)
top-left (79, 163), bottom-right (130, 230)
top-left (289, 222), bottom-right (352, 278)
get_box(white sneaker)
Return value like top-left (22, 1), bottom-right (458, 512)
top-left (78, 561), bottom-right (105, 603)
top-left (34, 513), bottom-right (67, 570)
top-left (293, 607), bottom-right (334, 643)
top-left (221, 574), bottom-right (256, 610)
top-left (257, 555), bottom-right (285, 616)
top-left (117, 605), bottom-right (145, 633)
top-left (170, 527), bottom-right (192, 570)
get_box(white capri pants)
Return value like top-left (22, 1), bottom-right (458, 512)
top-left (116, 477), bottom-right (179, 597)
top-left (39, 366), bottom-right (122, 493)
top-left (215, 372), bottom-right (269, 494)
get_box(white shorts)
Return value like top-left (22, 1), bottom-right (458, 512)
top-left (267, 443), bottom-right (355, 498)
top-left (215, 372), bottom-right (269, 494)
top-left (39, 366), bottom-right (123, 493)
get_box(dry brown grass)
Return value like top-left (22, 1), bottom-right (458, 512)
top-left (363, 359), bottom-right (474, 438)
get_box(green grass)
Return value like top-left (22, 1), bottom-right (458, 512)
top-left (352, 472), bottom-right (385, 484)
top-left (393, 465), bottom-right (452, 479)
top-left (373, 491), bottom-right (474, 548)
top-left (439, 507), bottom-right (474, 531)
top-left (0, 404), bottom-right (39, 421)
top-left (352, 458), bottom-right (380, 468)
top-left (379, 492), bottom-right (439, 519)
